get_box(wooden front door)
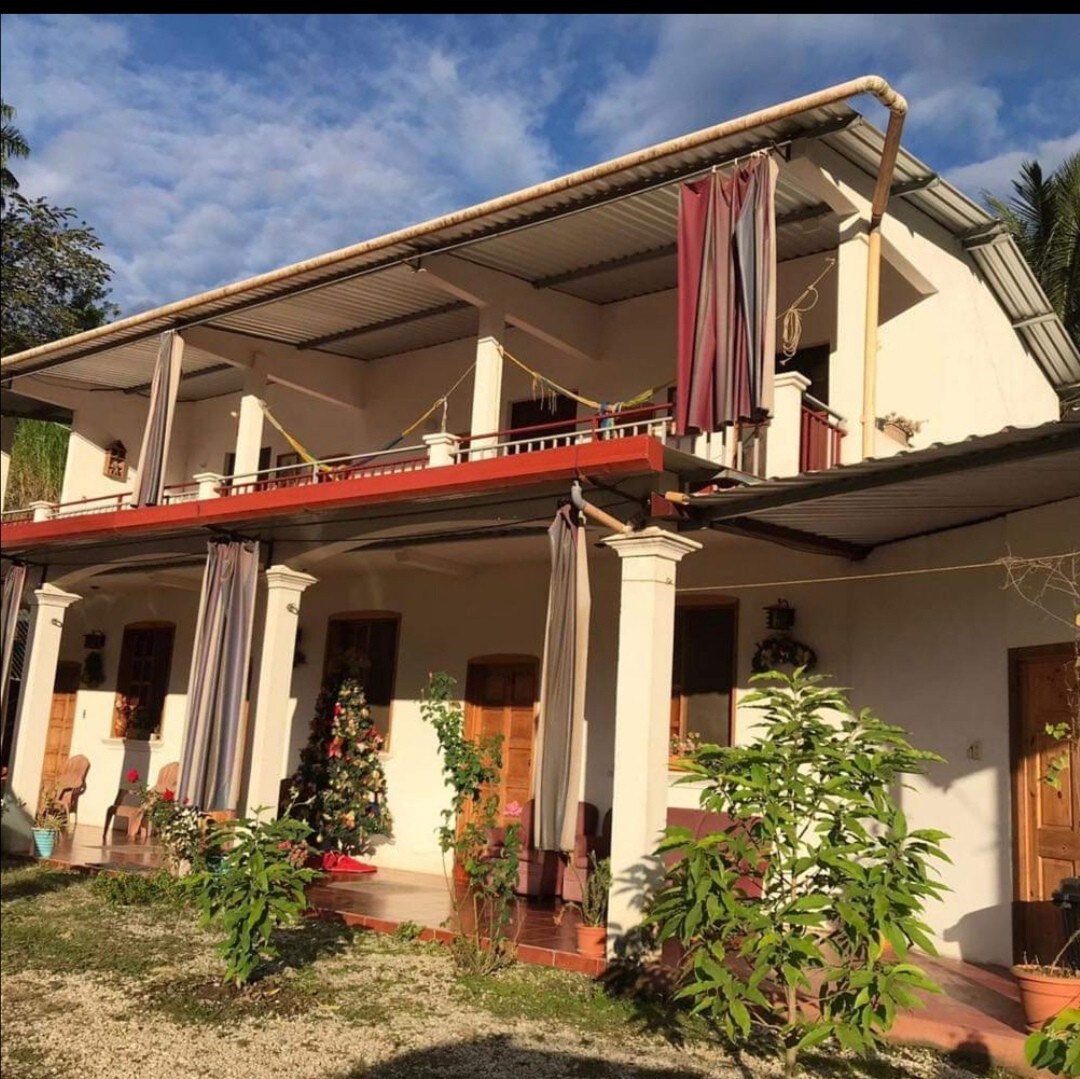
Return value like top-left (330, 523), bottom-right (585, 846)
top-left (464, 657), bottom-right (539, 829)
top-left (41, 662), bottom-right (81, 798)
top-left (1011, 643), bottom-right (1080, 963)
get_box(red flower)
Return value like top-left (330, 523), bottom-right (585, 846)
top-left (125, 768), bottom-right (140, 783)
top-left (182, 797), bottom-right (190, 805)
top-left (162, 789), bottom-right (175, 802)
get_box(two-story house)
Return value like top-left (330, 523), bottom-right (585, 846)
top-left (2, 78), bottom-right (1077, 967)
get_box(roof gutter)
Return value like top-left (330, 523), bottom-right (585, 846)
top-left (2, 75), bottom-right (907, 379)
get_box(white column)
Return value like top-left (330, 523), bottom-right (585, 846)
top-left (2, 584), bottom-right (81, 851)
top-left (602, 527), bottom-right (700, 951)
top-left (0, 417), bottom-right (13, 513)
top-left (29, 500), bottom-right (54, 523)
top-left (769, 371), bottom-right (811, 477)
top-left (193, 471), bottom-right (223, 500)
top-left (831, 225), bottom-right (870, 465)
top-left (468, 308), bottom-right (505, 459)
top-left (234, 361), bottom-right (268, 480)
top-left (245, 565), bottom-right (316, 816)
top-left (423, 431), bottom-right (460, 467)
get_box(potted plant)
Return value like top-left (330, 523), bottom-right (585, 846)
top-left (877, 412), bottom-right (924, 446)
top-left (1012, 930), bottom-right (1080, 1031)
top-left (32, 791), bottom-right (68, 858)
top-left (567, 853), bottom-right (611, 958)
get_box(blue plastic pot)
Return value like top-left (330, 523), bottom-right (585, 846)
top-left (32, 827), bottom-right (58, 858)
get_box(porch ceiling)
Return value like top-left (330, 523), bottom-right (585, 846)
top-left (697, 419), bottom-right (1080, 549)
top-left (3, 96), bottom-right (1076, 399)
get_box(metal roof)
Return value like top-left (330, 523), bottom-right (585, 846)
top-left (697, 420), bottom-right (1080, 551)
top-left (2, 92), bottom-right (1076, 398)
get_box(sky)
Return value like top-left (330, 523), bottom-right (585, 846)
top-left (2, 14), bottom-right (1078, 316)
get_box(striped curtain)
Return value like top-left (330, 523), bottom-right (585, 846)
top-left (178, 540), bottom-right (259, 812)
top-left (533, 506), bottom-right (591, 852)
top-left (135, 331), bottom-right (183, 506)
top-left (675, 154), bottom-right (778, 435)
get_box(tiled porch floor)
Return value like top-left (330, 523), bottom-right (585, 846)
top-left (40, 826), bottom-right (1032, 1074)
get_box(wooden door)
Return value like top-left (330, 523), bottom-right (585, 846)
top-left (464, 657), bottom-right (539, 829)
top-left (1011, 644), bottom-right (1080, 963)
top-left (41, 662), bottom-right (81, 797)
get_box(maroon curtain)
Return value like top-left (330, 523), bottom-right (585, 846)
top-left (676, 155), bottom-right (778, 435)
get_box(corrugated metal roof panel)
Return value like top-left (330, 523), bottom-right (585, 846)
top-left (4, 97), bottom-right (1075, 396)
top-left (698, 420), bottom-right (1080, 548)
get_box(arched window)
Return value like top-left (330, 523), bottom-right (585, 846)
top-left (111, 621), bottom-right (175, 740)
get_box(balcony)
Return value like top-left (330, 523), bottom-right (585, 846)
top-left (0, 397), bottom-right (847, 532)
top-left (799, 394), bottom-right (846, 472)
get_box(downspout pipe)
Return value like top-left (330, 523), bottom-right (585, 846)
top-left (570, 480), bottom-right (632, 535)
top-left (861, 102), bottom-right (908, 459)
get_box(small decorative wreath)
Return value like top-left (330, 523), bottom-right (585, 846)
top-left (751, 635), bottom-right (817, 674)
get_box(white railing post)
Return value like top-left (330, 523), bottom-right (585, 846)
top-left (193, 472), bottom-right (223, 500)
top-left (423, 432), bottom-right (460, 468)
top-left (29, 500), bottom-right (54, 523)
top-left (770, 371), bottom-right (811, 477)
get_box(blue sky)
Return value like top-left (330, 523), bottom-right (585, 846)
top-left (2, 14), bottom-right (1077, 315)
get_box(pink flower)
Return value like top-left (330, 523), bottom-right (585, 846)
top-left (125, 768), bottom-right (140, 783)
top-left (504, 801), bottom-right (523, 819)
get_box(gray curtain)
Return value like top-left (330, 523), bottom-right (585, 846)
top-left (0, 562), bottom-right (27, 725)
top-left (533, 506), bottom-right (591, 851)
top-left (178, 540), bottom-right (259, 811)
top-left (136, 330), bottom-right (183, 506)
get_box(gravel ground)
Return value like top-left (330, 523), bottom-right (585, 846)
top-left (0, 867), bottom-right (1008, 1079)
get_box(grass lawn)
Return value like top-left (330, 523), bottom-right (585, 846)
top-left (0, 861), bottom-right (1017, 1079)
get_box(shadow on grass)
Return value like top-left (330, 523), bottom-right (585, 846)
top-left (0, 861), bottom-right (84, 903)
top-left (335, 1033), bottom-right (707, 1078)
top-left (268, 912), bottom-right (356, 975)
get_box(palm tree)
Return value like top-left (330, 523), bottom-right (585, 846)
top-left (1, 99), bottom-right (30, 198)
top-left (984, 152), bottom-right (1079, 349)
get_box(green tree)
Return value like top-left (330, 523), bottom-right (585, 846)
top-left (0, 99), bottom-right (117, 508)
top-left (1, 99), bottom-right (30, 200)
top-left (648, 669), bottom-right (948, 1078)
top-left (985, 153), bottom-right (1080, 349)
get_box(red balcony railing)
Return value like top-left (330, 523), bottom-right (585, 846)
top-left (799, 397), bottom-right (845, 472)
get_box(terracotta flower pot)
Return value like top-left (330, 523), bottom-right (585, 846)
top-left (1011, 965), bottom-right (1080, 1031)
top-left (576, 925), bottom-right (606, 958)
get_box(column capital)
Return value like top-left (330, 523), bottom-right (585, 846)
top-left (264, 564), bottom-right (317, 593)
top-left (773, 370), bottom-right (811, 393)
top-left (29, 583), bottom-right (81, 611)
top-left (602, 526), bottom-right (701, 563)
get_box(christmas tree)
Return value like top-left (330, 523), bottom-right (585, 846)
top-left (289, 673), bottom-right (392, 853)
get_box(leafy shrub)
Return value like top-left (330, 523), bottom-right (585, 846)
top-left (421, 672), bottom-right (521, 974)
top-left (1025, 1007), bottom-right (1080, 1075)
top-left (189, 812), bottom-right (319, 987)
top-left (648, 669), bottom-right (949, 1078)
top-left (92, 869), bottom-right (188, 908)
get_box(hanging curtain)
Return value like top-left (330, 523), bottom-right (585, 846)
top-left (675, 154), bottom-right (779, 435)
top-left (0, 562), bottom-right (27, 727)
top-left (533, 505), bottom-right (591, 852)
top-left (178, 539), bottom-right (259, 812)
top-left (135, 330), bottom-right (183, 506)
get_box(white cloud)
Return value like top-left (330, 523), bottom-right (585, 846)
top-left (948, 130), bottom-right (1080, 202)
top-left (1, 15), bottom-right (561, 313)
